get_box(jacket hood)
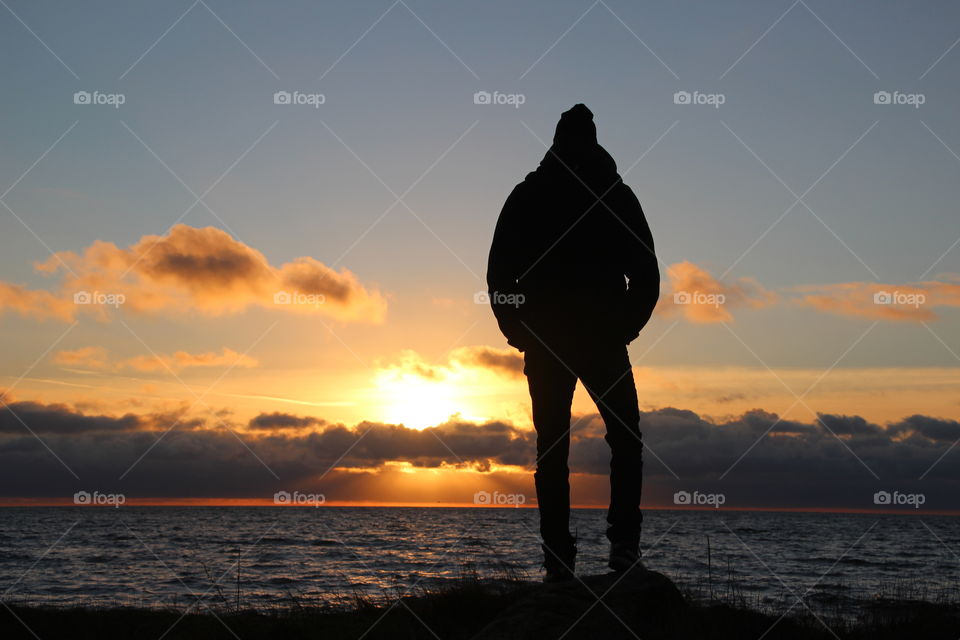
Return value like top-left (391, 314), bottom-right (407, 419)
top-left (534, 104), bottom-right (621, 191)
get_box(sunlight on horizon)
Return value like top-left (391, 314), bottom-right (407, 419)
top-left (374, 369), bottom-right (465, 429)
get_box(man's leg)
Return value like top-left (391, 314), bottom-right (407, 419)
top-left (579, 342), bottom-right (644, 559)
top-left (523, 344), bottom-right (578, 574)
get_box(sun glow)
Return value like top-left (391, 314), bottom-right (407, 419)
top-left (375, 370), bottom-right (462, 429)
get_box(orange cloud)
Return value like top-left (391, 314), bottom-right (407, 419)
top-left (381, 346), bottom-right (525, 382)
top-left (450, 345), bottom-right (524, 379)
top-left (53, 346), bottom-right (259, 372)
top-left (0, 282), bottom-right (75, 321)
top-left (657, 261), bottom-right (777, 323)
top-left (379, 350), bottom-right (447, 381)
top-left (0, 224), bottom-right (385, 322)
top-left (795, 279), bottom-right (960, 322)
top-left (52, 346), bottom-right (110, 369)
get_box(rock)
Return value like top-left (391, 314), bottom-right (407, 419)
top-left (471, 567), bottom-right (686, 640)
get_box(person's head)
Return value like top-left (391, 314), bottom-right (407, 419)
top-left (552, 103), bottom-right (597, 156)
top-left (545, 104), bottom-right (617, 184)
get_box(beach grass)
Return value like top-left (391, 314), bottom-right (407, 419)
top-left (2, 568), bottom-right (958, 639)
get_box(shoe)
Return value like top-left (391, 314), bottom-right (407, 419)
top-left (542, 539), bottom-right (576, 583)
top-left (543, 564), bottom-right (575, 583)
top-left (608, 540), bottom-right (644, 573)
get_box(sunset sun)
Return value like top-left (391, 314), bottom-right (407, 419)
top-left (375, 371), bottom-right (462, 429)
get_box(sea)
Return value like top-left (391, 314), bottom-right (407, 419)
top-left (1, 507), bottom-right (957, 613)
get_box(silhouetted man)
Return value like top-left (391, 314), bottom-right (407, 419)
top-left (487, 104), bottom-right (659, 582)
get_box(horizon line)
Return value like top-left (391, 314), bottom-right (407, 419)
top-left (0, 498), bottom-right (955, 516)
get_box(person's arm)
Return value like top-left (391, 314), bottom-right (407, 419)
top-left (617, 185), bottom-right (660, 342)
top-left (486, 185), bottom-right (529, 351)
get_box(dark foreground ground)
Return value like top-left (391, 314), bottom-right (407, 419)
top-left (2, 569), bottom-right (958, 639)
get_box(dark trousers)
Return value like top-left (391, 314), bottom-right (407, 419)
top-left (524, 339), bottom-right (643, 555)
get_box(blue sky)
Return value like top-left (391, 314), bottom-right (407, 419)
top-left (3, 0), bottom-right (960, 386)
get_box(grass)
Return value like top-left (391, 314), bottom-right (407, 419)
top-left (0, 575), bottom-right (528, 640)
top-left (2, 566), bottom-right (959, 639)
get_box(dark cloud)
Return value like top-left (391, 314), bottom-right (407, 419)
top-left (335, 419), bottom-right (531, 470)
top-left (891, 414), bottom-right (960, 443)
top-left (1, 402), bottom-right (958, 510)
top-left (248, 412), bottom-right (323, 431)
top-left (817, 413), bottom-right (882, 436)
top-left (0, 401), bottom-right (202, 434)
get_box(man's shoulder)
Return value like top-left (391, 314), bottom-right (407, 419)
top-left (608, 179), bottom-right (635, 197)
top-left (505, 173), bottom-right (539, 201)
top-left (518, 171), bottom-right (540, 189)
top-left (607, 180), bottom-right (641, 208)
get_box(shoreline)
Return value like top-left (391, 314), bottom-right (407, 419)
top-left (2, 572), bottom-right (957, 640)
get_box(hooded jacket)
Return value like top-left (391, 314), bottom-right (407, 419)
top-left (486, 104), bottom-right (659, 352)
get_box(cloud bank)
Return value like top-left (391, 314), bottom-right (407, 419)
top-left (2, 399), bottom-right (958, 510)
top-left (0, 224), bottom-right (386, 322)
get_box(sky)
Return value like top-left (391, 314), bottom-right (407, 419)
top-left (1, 0), bottom-right (959, 511)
